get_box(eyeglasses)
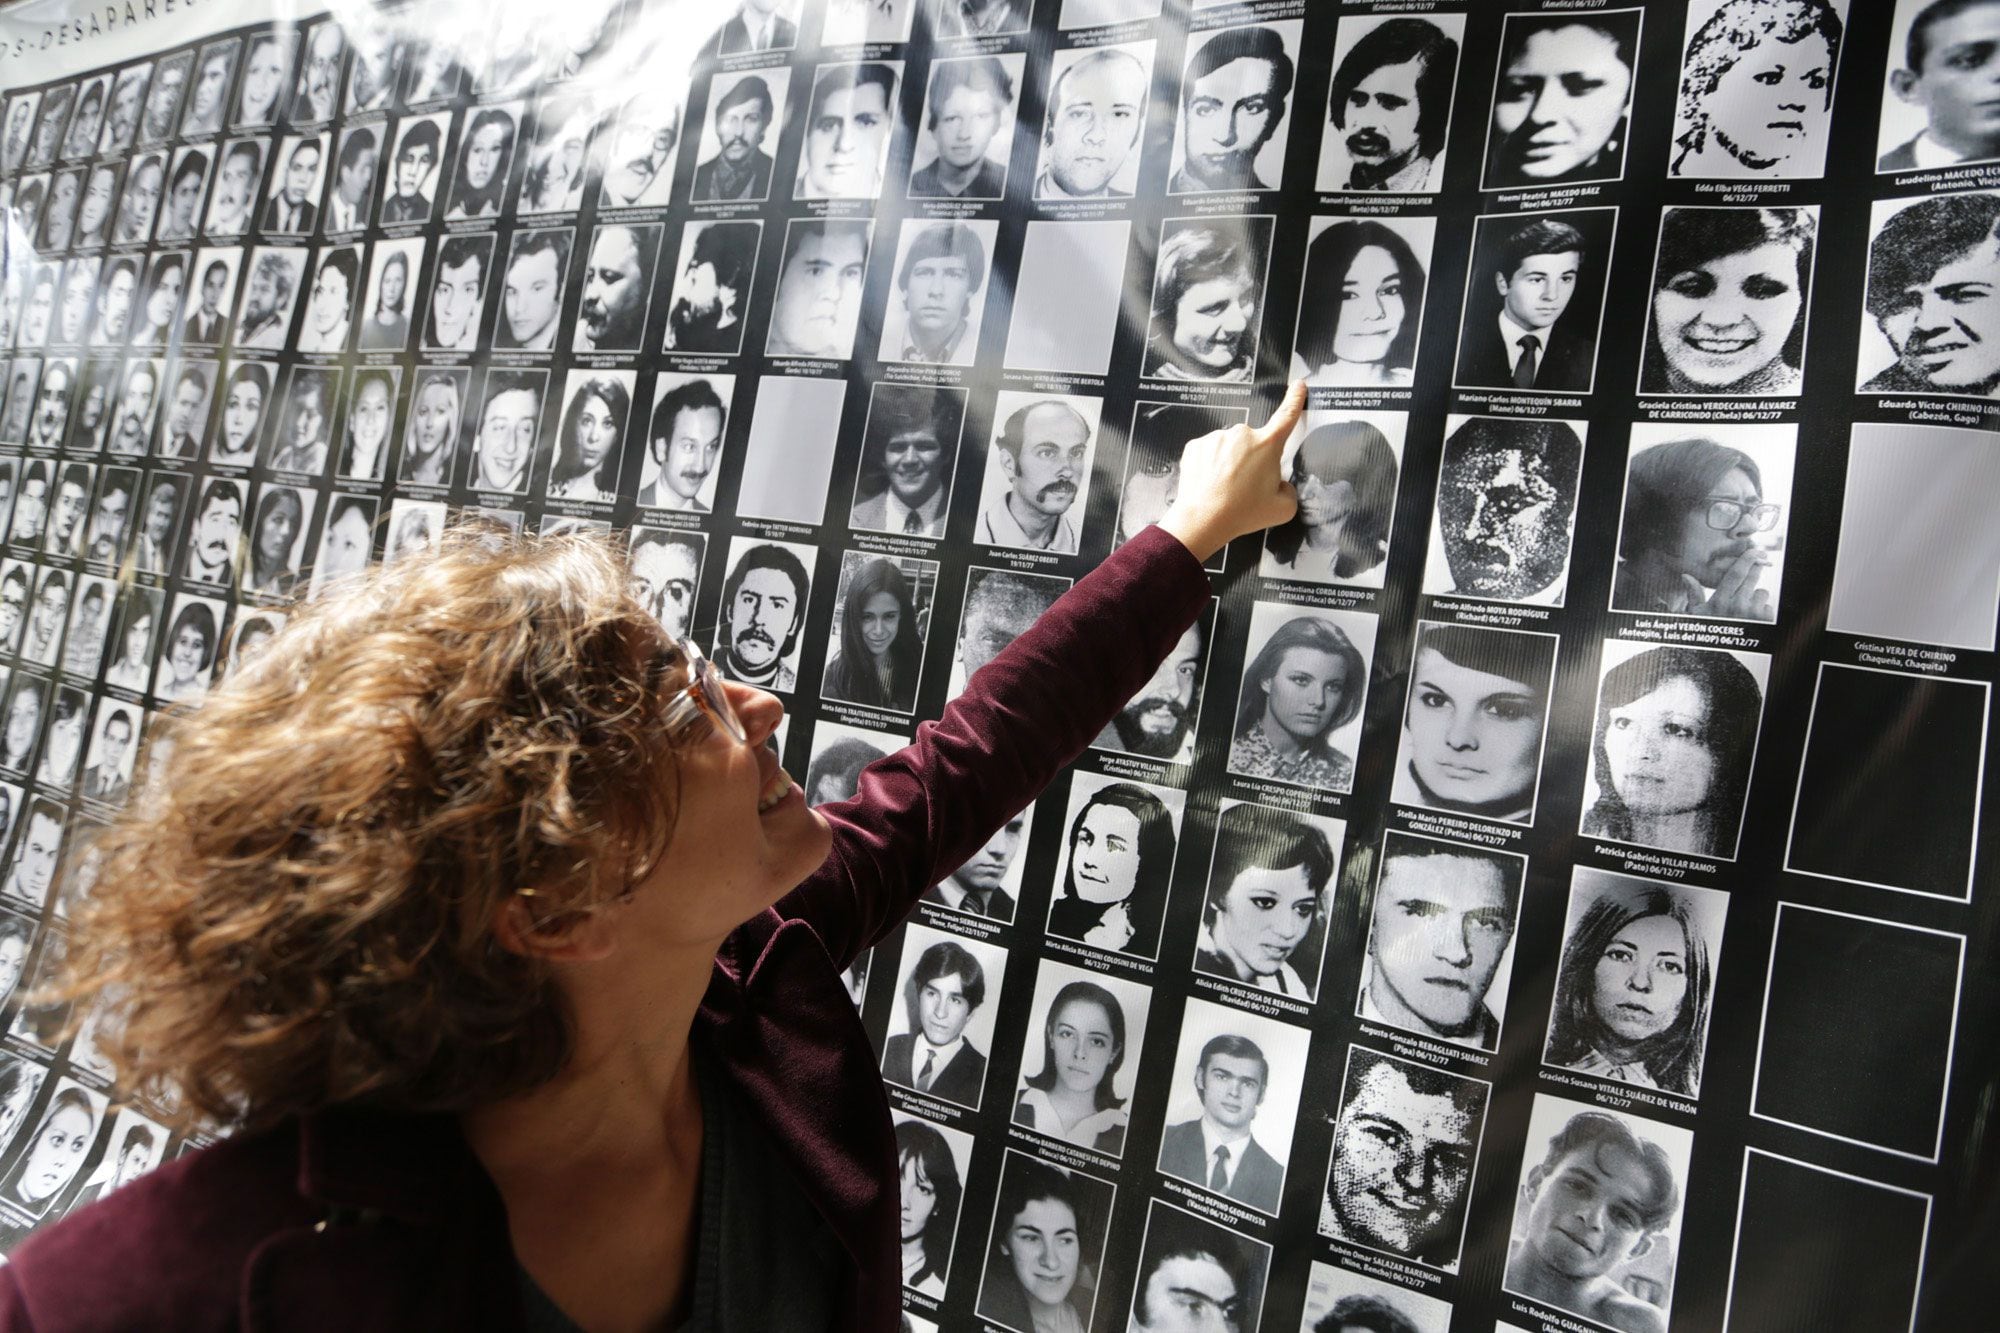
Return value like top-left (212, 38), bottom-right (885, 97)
top-left (657, 636), bottom-right (746, 745)
top-left (1704, 498), bottom-right (1781, 532)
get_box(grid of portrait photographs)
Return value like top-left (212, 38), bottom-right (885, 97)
top-left (0, 0), bottom-right (1997, 1327)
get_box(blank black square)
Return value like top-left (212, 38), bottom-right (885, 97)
top-left (1756, 907), bottom-right (1960, 1160)
top-left (1727, 1153), bottom-right (1927, 1333)
top-left (1790, 667), bottom-right (1985, 898)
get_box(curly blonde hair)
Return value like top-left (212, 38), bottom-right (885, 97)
top-left (56, 527), bottom-right (683, 1132)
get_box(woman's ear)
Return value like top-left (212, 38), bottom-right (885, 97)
top-left (492, 891), bottom-right (620, 963)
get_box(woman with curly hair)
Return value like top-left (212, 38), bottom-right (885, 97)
top-left (8, 385), bottom-right (1305, 1329)
top-left (1582, 645), bottom-right (1764, 858)
top-left (895, 1118), bottom-right (962, 1298)
top-left (1144, 224), bottom-right (1261, 382)
top-left (1544, 881), bottom-right (1714, 1095)
top-left (546, 375), bottom-right (631, 504)
top-left (1670, 0), bottom-right (1842, 180)
top-left (823, 557), bottom-right (922, 713)
top-left (1640, 207), bottom-right (1815, 396)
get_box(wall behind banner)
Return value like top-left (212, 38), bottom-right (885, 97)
top-left (0, 0), bottom-right (1996, 1326)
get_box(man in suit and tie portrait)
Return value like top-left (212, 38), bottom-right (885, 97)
top-left (263, 137), bottom-right (323, 234)
top-left (184, 260), bottom-right (230, 345)
top-left (707, 0), bottom-right (797, 56)
top-left (1458, 217), bottom-right (1595, 393)
top-left (851, 386), bottom-right (962, 536)
top-left (692, 77), bottom-right (776, 203)
top-left (1158, 1034), bottom-right (1285, 1213)
top-left (921, 813), bottom-right (1024, 922)
top-left (80, 706), bottom-right (134, 806)
top-left (881, 940), bottom-right (989, 1108)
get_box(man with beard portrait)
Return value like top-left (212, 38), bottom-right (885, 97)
top-left (715, 542), bottom-right (809, 691)
top-left (667, 222), bottom-right (757, 354)
top-left (1092, 616), bottom-right (1206, 762)
top-left (693, 76), bottom-right (776, 203)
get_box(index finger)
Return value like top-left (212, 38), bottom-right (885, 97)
top-left (1252, 379), bottom-right (1308, 449)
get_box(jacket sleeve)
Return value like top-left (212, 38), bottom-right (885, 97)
top-left (0, 1268), bottom-right (34, 1331)
top-left (777, 524), bottom-right (1212, 966)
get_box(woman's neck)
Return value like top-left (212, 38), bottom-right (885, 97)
top-left (1257, 711), bottom-right (1307, 760)
top-left (1628, 807), bottom-right (1713, 853)
top-left (1304, 514), bottom-right (1347, 551)
top-left (1046, 1081), bottom-right (1097, 1129)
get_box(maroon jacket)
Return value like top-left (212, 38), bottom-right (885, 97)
top-left (0, 526), bottom-right (1212, 1332)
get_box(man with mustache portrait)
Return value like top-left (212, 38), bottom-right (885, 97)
top-left (977, 398), bottom-right (1092, 553)
top-left (1322, 17), bottom-right (1459, 192)
top-left (715, 542), bottom-right (810, 691)
top-left (667, 222), bottom-right (758, 354)
top-left (1320, 1047), bottom-right (1486, 1271)
top-left (692, 76), bottom-right (776, 203)
top-left (637, 379), bottom-right (725, 512)
top-left (1092, 617), bottom-right (1206, 762)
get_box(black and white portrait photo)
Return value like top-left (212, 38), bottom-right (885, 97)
top-left (102, 585), bottom-right (162, 693)
top-left (176, 476), bottom-right (243, 588)
top-left (636, 374), bottom-right (727, 512)
top-left (422, 233), bottom-right (493, 354)
top-left (573, 223), bottom-right (659, 355)
top-left (1044, 770), bottom-right (1184, 961)
top-left (1300, 1262), bottom-right (1453, 1333)
top-left (1320, 1045), bottom-right (1489, 1272)
top-left (323, 125), bottom-right (380, 235)
top-left (1503, 1095), bottom-right (1691, 1333)
top-left (821, 551), bottom-right (938, 715)
top-left (1879, 0), bottom-right (2000, 171)
top-left (1482, 8), bottom-right (1643, 189)
top-left (543, 371), bottom-right (632, 506)
top-left (204, 360), bottom-right (269, 468)
top-left (949, 566), bottom-right (1068, 699)
top-left (1156, 996), bottom-right (1307, 1214)
top-left (0, 1077), bottom-right (105, 1221)
top-left (518, 95), bottom-right (600, 215)
top-left (242, 484), bottom-right (316, 599)
top-left (1090, 601), bottom-right (1211, 764)
top-left (882, 922), bottom-right (1005, 1109)
top-left (627, 527), bottom-right (705, 642)
top-left (231, 28), bottom-right (294, 130)
top-left (1830, 421), bottom-right (2000, 652)
top-left (265, 366), bottom-right (339, 476)
top-left (1060, 0), bottom-right (1161, 29)
top-left (1392, 621), bottom-right (1557, 824)
top-left (794, 62), bottom-right (900, 201)
top-left (1291, 215), bottom-right (1435, 388)
top-left (1859, 191), bottom-right (2000, 396)
top-left (106, 358), bottom-right (162, 458)
top-left (805, 718), bottom-right (899, 807)
top-left (401, 34), bottom-right (466, 107)
top-left (24, 358), bottom-right (75, 452)
top-left (893, 1113), bottom-right (973, 1301)
top-left (152, 590), bottom-right (226, 707)
top-left (1319, 14), bottom-right (1463, 194)
top-left (1641, 206), bottom-right (1817, 396)
top-left (290, 19), bottom-right (345, 124)
top-left (1545, 870), bottom-right (1728, 1099)
top-left (1260, 410), bottom-right (1403, 587)
top-left (703, 0), bottom-right (800, 57)
top-left (179, 40), bottom-right (237, 138)
top-left (74, 162), bottom-right (121, 250)
top-left (849, 384), bottom-right (964, 539)
top-left (462, 369), bottom-right (544, 496)
top-left (201, 140), bottom-right (261, 238)
top-left (59, 76), bottom-right (109, 163)
top-left (765, 219), bottom-right (872, 361)
top-left (693, 74), bottom-right (781, 205)
top-left (21, 567), bottom-right (75, 667)
top-left (62, 574), bottom-right (114, 679)
top-left (937, 0), bottom-right (1029, 38)
top-left (664, 220), bottom-right (760, 356)
top-left (183, 249), bottom-right (237, 347)
top-left (1003, 220), bottom-right (1131, 377)
top-left (89, 259), bottom-right (141, 350)
top-left (1671, 0), bottom-right (1846, 179)
top-left (1357, 831), bottom-right (1522, 1051)
top-left (975, 1151), bottom-right (1113, 1333)
top-left (1126, 1200), bottom-right (1271, 1333)
top-left (342, 22), bottom-right (401, 116)
top-left (357, 237), bottom-right (422, 353)
top-left (398, 367), bottom-right (468, 488)
top-left (54, 259), bottom-right (103, 348)
top-left (380, 114), bottom-right (446, 225)
top-left (38, 165), bottom-right (87, 252)
top-left (597, 89), bottom-right (682, 209)
top-left (447, 103), bottom-right (522, 222)
top-left (1224, 600), bottom-right (1378, 784)
top-left (910, 54), bottom-right (1022, 200)
top-left (974, 390), bottom-right (1101, 554)
top-left (0, 680), bottom-right (46, 781)
top-left (231, 247), bottom-right (305, 352)
top-left (495, 229), bottom-right (572, 353)
top-left (78, 701), bottom-right (138, 808)
top-left (297, 246), bottom-right (360, 355)
top-left (880, 220), bottom-right (996, 368)
top-left (152, 150), bottom-right (208, 246)
top-left (1113, 403), bottom-right (1242, 563)
top-left (1581, 640), bottom-right (1770, 861)
top-left (1455, 209), bottom-right (1615, 394)
top-left (1011, 958), bottom-right (1151, 1156)
top-left (386, 499), bottom-right (446, 566)
top-left (67, 1106), bottom-right (168, 1212)
top-left (150, 360), bottom-right (211, 463)
top-left (1193, 800), bottom-right (1343, 1001)
top-left (1171, 22), bottom-right (1301, 194)
top-left (714, 535), bottom-right (817, 693)
top-left (736, 375), bottom-right (847, 525)
top-left (128, 477), bottom-right (183, 578)
top-left (1, 92), bottom-right (39, 174)
top-left (308, 494), bottom-right (378, 597)
top-left (128, 252), bottom-right (190, 352)
top-left (1423, 415), bottom-right (1585, 606)
top-left (24, 81), bottom-right (72, 171)
top-left (921, 802), bottom-right (1033, 924)
top-left (261, 134), bottom-right (326, 235)
top-left (1144, 215), bottom-right (1273, 383)
top-left (1035, 42), bottom-right (1151, 200)
top-left (1613, 423), bottom-right (1795, 622)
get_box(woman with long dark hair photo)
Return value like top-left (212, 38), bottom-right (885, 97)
top-left (823, 557), bottom-right (922, 713)
top-left (1291, 220), bottom-right (1426, 387)
top-left (1545, 880), bottom-right (1715, 1095)
top-left (1011, 979), bottom-right (1130, 1154)
top-left (1045, 782), bottom-right (1176, 958)
top-left (546, 374), bottom-right (630, 504)
top-left (895, 1118), bottom-right (962, 1298)
top-left (1259, 420), bottom-right (1398, 584)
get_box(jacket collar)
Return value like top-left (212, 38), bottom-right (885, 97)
top-left (295, 1105), bottom-right (494, 1225)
